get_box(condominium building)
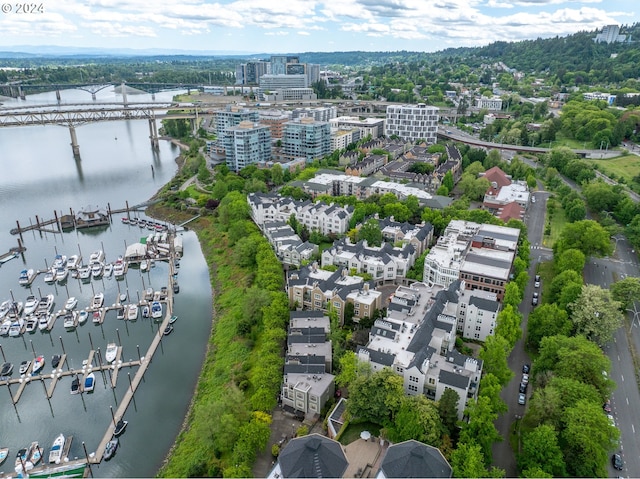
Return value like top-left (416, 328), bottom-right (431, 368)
top-left (270, 55), bottom-right (300, 75)
top-left (594, 25), bottom-right (626, 44)
top-left (475, 96), bottom-right (503, 110)
top-left (258, 109), bottom-right (292, 139)
top-left (329, 116), bottom-right (386, 139)
top-left (423, 220), bottom-right (520, 301)
top-left (282, 117), bottom-right (332, 162)
top-left (292, 106), bottom-right (338, 122)
top-left (331, 128), bottom-right (361, 152)
top-left (215, 106), bottom-right (260, 137)
top-left (385, 103), bottom-right (439, 143)
top-left (223, 121), bottom-right (272, 171)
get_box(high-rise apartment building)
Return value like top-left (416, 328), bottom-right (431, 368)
top-left (283, 117), bottom-right (331, 162)
top-left (385, 103), bottom-right (439, 143)
top-left (215, 106), bottom-right (260, 137)
top-left (223, 121), bottom-right (272, 171)
top-left (270, 55), bottom-right (300, 75)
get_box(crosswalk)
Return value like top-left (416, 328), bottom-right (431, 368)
top-left (529, 245), bottom-right (552, 251)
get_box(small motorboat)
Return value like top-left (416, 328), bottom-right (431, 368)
top-left (77, 310), bottom-right (88, 325)
top-left (38, 313), bottom-right (51, 331)
top-left (64, 297), bottom-right (78, 311)
top-left (0, 446), bottom-right (9, 465)
top-left (141, 305), bottom-right (149, 318)
top-left (28, 441), bottom-right (42, 466)
top-left (169, 315), bottom-right (178, 324)
top-left (48, 434), bottom-right (65, 464)
top-left (56, 267), bottom-right (68, 283)
top-left (159, 286), bottom-right (168, 299)
top-left (91, 262), bottom-right (104, 278)
top-left (173, 281), bottom-right (180, 294)
top-left (24, 295), bottom-right (38, 315)
top-left (144, 287), bottom-right (154, 301)
top-left (140, 260), bottom-right (149, 273)
top-left (163, 325), bottom-right (174, 336)
top-left (78, 265), bottom-right (91, 281)
top-left (18, 268), bottom-right (35, 286)
top-left (105, 343), bottom-right (118, 363)
top-left (121, 217), bottom-right (129, 224)
top-left (104, 263), bottom-right (114, 278)
top-left (116, 307), bottom-right (125, 320)
top-left (92, 310), bottom-right (102, 324)
top-left (83, 372), bottom-right (95, 393)
top-left (25, 316), bottom-right (38, 333)
top-left (89, 250), bottom-right (104, 264)
top-left (104, 438), bottom-right (118, 460)
top-left (151, 301), bottom-right (162, 320)
top-left (43, 268), bottom-right (56, 283)
top-left (31, 356), bottom-right (45, 376)
top-left (113, 419), bottom-right (128, 437)
top-left (127, 304), bottom-right (138, 321)
top-left (52, 254), bottom-right (67, 269)
top-left (63, 312), bottom-right (76, 330)
top-left (19, 360), bottom-right (31, 375)
top-left (92, 292), bottom-right (104, 309)
top-left (51, 354), bottom-right (61, 369)
top-left (8, 318), bottom-right (25, 337)
top-left (118, 291), bottom-right (127, 303)
top-left (1, 362), bottom-right (14, 378)
top-left (67, 254), bottom-right (81, 269)
top-left (15, 447), bottom-right (32, 473)
top-left (114, 259), bottom-right (126, 279)
top-left (70, 375), bottom-right (80, 394)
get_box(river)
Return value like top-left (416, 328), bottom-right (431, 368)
top-left (0, 88), bottom-right (213, 477)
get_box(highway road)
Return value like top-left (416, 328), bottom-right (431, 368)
top-left (585, 238), bottom-right (640, 478)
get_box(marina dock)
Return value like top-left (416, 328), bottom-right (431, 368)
top-left (1, 227), bottom-right (181, 470)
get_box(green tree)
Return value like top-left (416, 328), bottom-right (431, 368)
top-left (526, 303), bottom-right (572, 350)
top-left (518, 425), bottom-right (566, 477)
top-left (494, 304), bottom-right (522, 349)
top-left (555, 220), bottom-right (613, 257)
top-left (479, 373), bottom-right (507, 414)
top-left (270, 163), bottom-right (284, 186)
top-left (565, 198), bottom-right (587, 222)
top-left (346, 368), bottom-right (405, 425)
top-left (459, 396), bottom-right (502, 465)
top-left (450, 442), bottom-right (490, 478)
top-left (569, 284), bottom-right (623, 346)
top-left (357, 218), bottom-right (383, 247)
top-left (554, 248), bottom-right (585, 274)
top-left (385, 395), bottom-right (444, 446)
top-left (479, 335), bottom-right (513, 386)
top-left (562, 399), bottom-right (620, 477)
top-left (548, 269), bottom-right (583, 304)
top-left (443, 170), bottom-right (455, 192)
top-left (335, 350), bottom-right (359, 388)
top-left (610, 276), bottom-right (640, 311)
top-left (438, 388), bottom-right (460, 438)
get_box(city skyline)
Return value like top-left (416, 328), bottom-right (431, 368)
top-left (0, 0), bottom-right (637, 55)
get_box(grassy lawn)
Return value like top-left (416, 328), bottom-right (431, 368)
top-left (589, 154), bottom-right (640, 183)
top-left (542, 203), bottom-right (567, 248)
top-left (536, 260), bottom-right (555, 305)
top-left (338, 422), bottom-right (382, 445)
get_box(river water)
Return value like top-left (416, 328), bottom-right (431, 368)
top-left (0, 88), bottom-right (213, 477)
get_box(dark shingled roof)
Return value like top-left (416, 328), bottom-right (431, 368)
top-left (439, 369), bottom-right (471, 390)
top-left (357, 346), bottom-right (395, 366)
top-left (279, 434), bottom-right (348, 479)
top-left (469, 295), bottom-right (500, 312)
top-left (380, 440), bottom-right (452, 478)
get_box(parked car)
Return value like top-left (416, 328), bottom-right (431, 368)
top-left (603, 400), bottom-right (612, 413)
top-left (518, 393), bottom-right (526, 405)
top-left (532, 292), bottom-right (539, 306)
top-left (612, 453), bottom-right (623, 470)
top-left (522, 364), bottom-right (530, 374)
top-left (519, 382), bottom-right (528, 393)
top-left (522, 373), bottom-right (529, 384)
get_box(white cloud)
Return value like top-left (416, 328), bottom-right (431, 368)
top-left (297, 31), bottom-right (311, 36)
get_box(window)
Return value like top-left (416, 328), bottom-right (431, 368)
top-left (428, 377), bottom-right (435, 385)
top-left (408, 384), bottom-right (418, 392)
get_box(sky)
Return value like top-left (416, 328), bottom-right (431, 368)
top-left (0, 0), bottom-right (638, 54)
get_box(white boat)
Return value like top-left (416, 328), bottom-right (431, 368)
top-left (77, 310), bottom-right (88, 325)
top-left (15, 446), bottom-right (33, 474)
top-left (24, 316), bottom-right (38, 333)
top-left (91, 262), bottom-right (104, 278)
top-left (67, 254), bottom-right (81, 269)
top-left (48, 434), bottom-right (65, 464)
top-left (105, 343), bottom-right (118, 363)
top-left (144, 287), bottom-right (154, 301)
top-left (141, 305), bottom-right (149, 318)
top-left (83, 372), bottom-right (95, 393)
top-left (151, 301), bottom-right (163, 320)
top-left (104, 263), bottom-right (114, 277)
top-left (116, 306), bottom-right (125, 320)
top-left (55, 267), bottom-right (68, 283)
top-left (31, 356), bottom-right (45, 375)
top-left (0, 446), bottom-right (9, 465)
top-left (78, 265), bottom-right (91, 280)
top-left (51, 254), bottom-right (67, 269)
top-left (18, 268), bottom-right (35, 286)
top-left (92, 310), bottom-right (102, 324)
top-left (36, 294), bottom-right (54, 314)
top-left (6, 301), bottom-right (23, 319)
top-left (38, 313), bottom-right (50, 331)
top-left (64, 297), bottom-right (78, 311)
top-left (127, 304), bottom-right (139, 321)
top-left (43, 268), bottom-right (56, 283)
top-left (89, 250), bottom-right (105, 264)
top-left (8, 319), bottom-right (25, 337)
top-left (140, 259), bottom-right (149, 272)
top-left (113, 419), bottom-right (128, 437)
top-left (104, 438), bottom-right (118, 460)
top-left (91, 292), bottom-right (104, 309)
top-left (0, 319), bottom-right (11, 335)
top-left (113, 257), bottom-right (126, 278)
top-left (19, 360), bottom-right (31, 375)
top-left (24, 295), bottom-right (38, 315)
top-left (63, 312), bottom-right (77, 330)
top-left (1, 362), bottom-right (14, 377)
top-left (0, 300), bottom-right (11, 319)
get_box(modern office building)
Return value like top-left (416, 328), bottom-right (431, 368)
top-left (282, 117), bottom-right (332, 162)
top-left (385, 104), bottom-right (439, 143)
top-left (236, 61), bottom-right (270, 85)
top-left (594, 25), bottom-right (626, 44)
top-left (292, 106), bottom-right (338, 122)
top-left (223, 121), bottom-right (272, 171)
top-left (475, 96), bottom-right (503, 110)
top-left (258, 109), bottom-right (292, 139)
top-left (329, 116), bottom-right (386, 139)
top-left (270, 55), bottom-right (300, 75)
top-left (259, 74), bottom-right (309, 89)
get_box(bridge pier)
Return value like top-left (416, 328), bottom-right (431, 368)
top-left (56, 89), bottom-right (61, 102)
top-left (18, 86), bottom-right (25, 100)
top-left (151, 93), bottom-right (156, 100)
top-left (121, 82), bottom-right (128, 107)
top-left (148, 118), bottom-right (159, 149)
top-left (92, 92), bottom-right (96, 101)
top-left (69, 125), bottom-right (81, 159)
